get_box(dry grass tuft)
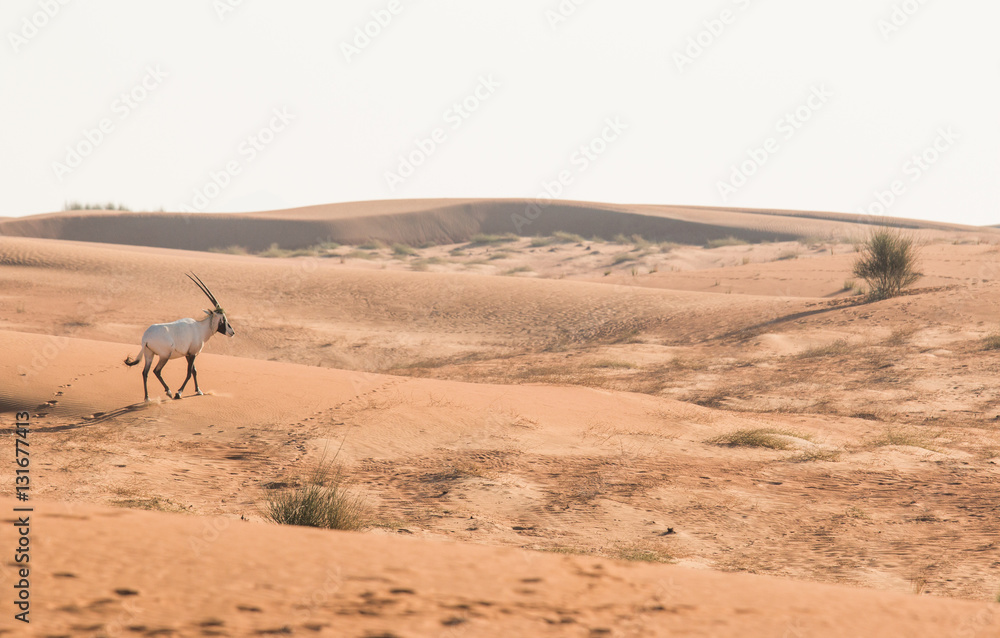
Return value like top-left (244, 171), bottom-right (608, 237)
top-left (707, 428), bottom-right (806, 450)
top-left (263, 460), bottom-right (368, 530)
top-left (867, 428), bottom-right (937, 451)
top-left (787, 448), bottom-right (842, 463)
top-left (981, 333), bottom-right (1000, 351)
top-left (611, 544), bottom-right (673, 563)
top-left (796, 339), bottom-right (853, 359)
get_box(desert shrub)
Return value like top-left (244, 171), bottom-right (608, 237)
top-left (392, 243), bottom-right (417, 256)
top-left (257, 243), bottom-right (289, 258)
top-left (982, 333), bottom-right (1000, 351)
top-left (264, 462), bottom-right (367, 530)
top-left (852, 226), bottom-right (921, 300)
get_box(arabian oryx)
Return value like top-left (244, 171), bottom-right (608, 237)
top-left (124, 273), bottom-right (235, 401)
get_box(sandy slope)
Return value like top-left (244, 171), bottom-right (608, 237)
top-left (3, 202), bottom-right (1000, 635)
top-left (3, 497), bottom-right (998, 638)
top-left (0, 234), bottom-right (810, 372)
top-left (5, 325), bottom-right (1000, 605)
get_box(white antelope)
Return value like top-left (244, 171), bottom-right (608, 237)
top-left (124, 273), bottom-right (235, 401)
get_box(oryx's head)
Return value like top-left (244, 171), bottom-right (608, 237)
top-left (187, 272), bottom-right (235, 337)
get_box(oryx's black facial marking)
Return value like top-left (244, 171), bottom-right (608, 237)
top-left (216, 313), bottom-right (228, 335)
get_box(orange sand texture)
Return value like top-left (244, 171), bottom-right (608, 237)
top-left (2, 199), bottom-right (999, 636)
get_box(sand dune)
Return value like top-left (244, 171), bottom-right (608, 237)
top-left (4, 200), bottom-right (1000, 635)
top-left (3, 199), bottom-right (994, 253)
top-left (6, 323), bottom-right (1000, 604)
top-left (0, 234), bottom-right (811, 372)
top-left (6, 496), bottom-right (997, 637)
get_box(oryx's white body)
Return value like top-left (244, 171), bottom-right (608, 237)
top-left (124, 273), bottom-right (235, 401)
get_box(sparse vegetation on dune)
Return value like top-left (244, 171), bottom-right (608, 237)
top-left (706, 428), bottom-right (807, 450)
top-left (208, 245), bottom-right (251, 255)
top-left (263, 460), bottom-right (368, 530)
top-left (796, 339), bottom-right (853, 359)
top-left (468, 232), bottom-right (518, 246)
top-left (706, 236), bottom-right (748, 248)
top-left (503, 265), bottom-right (534, 276)
top-left (392, 243), bottom-right (418, 257)
top-left (852, 226), bottom-right (922, 300)
top-left (64, 200), bottom-right (132, 211)
top-left (981, 333), bottom-right (1000, 351)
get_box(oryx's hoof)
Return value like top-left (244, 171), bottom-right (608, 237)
top-left (195, 390), bottom-right (204, 396)
top-left (173, 392), bottom-right (182, 400)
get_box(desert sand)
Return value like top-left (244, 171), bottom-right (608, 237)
top-left (2, 199), bottom-right (1000, 636)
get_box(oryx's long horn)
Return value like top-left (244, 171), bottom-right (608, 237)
top-left (186, 272), bottom-right (220, 308)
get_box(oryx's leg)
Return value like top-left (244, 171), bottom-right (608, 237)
top-left (175, 354), bottom-right (200, 399)
top-left (141, 354), bottom-right (153, 402)
top-left (190, 355), bottom-right (203, 396)
top-left (152, 355), bottom-right (173, 399)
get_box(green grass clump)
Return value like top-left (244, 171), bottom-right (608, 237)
top-left (612, 545), bottom-right (673, 563)
top-left (392, 243), bottom-right (417, 257)
top-left (343, 250), bottom-right (375, 260)
top-left (503, 265), bottom-right (534, 276)
top-left (707, 428), bottom-right (804, 450)
top-left (359, 239), bottom-right (387, 250)
top-left (553, 231), bottom-right (585, 244)
top-left (208, 245), bottom-right (250, 255)
top-left (257, 243), bottom-right (290, 258)
top-left (264, 463), bottom-right (367, 530)
top-left (611, 253), bottom-right (633, 265)
top-left (469, 233), bottom-right (518, 246)
top-left (852, 226), bottom-right (922, 300)
top-left (410, 256), bottom-right (446, 271)
top-left (706, 236), bottom-right (748, 248)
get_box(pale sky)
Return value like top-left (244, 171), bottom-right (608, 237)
top-left (2, 1), bottom-right (997, 225)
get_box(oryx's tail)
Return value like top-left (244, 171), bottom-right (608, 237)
top-left (124, 343), bottom-right (146, 367)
